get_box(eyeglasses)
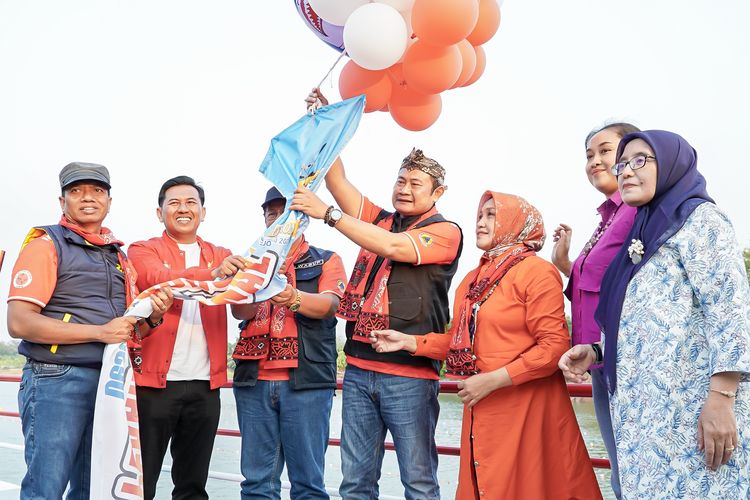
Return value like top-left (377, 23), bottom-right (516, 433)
top-left (611, 154), bottom-right (656, 176)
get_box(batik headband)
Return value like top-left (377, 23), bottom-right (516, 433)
top-left (401, 148), bottom-right (445, 186)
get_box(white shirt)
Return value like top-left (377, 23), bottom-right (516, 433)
top-left (167, 242), bottom-right (211, 381)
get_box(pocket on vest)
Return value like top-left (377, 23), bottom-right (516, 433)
top-left (298, 317), bottom-right (336, 363)
top-left (387, 282), bottom-right (422, 321)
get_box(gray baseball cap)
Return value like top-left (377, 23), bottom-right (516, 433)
top-left (59, 162), bottom-right (111, 190)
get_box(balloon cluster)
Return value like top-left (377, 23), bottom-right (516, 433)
top-left (295, 0), bottom-right (502, 131)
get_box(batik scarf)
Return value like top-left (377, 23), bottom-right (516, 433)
top-left (337, 209), bottom-right (430, 343)
top-left (446, 192), bottom-right (546, 378)
top-left (233, 238), bottom-right (309, 369)
top-left (595, 130), bottom-right (713, 393)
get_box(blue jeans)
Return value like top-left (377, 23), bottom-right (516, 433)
top-left (339, 365), bottom-right (440, 500)
top-left (592, 368), bottom-right (621, 499)
top-left (17, 361), bottom-right (100, 500)
top-left (234, 381), bottom-right (334, 499)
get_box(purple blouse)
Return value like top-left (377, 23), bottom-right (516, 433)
top-left (565, 191), bottom-right (636, 346)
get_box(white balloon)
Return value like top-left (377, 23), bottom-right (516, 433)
top-left (372, 0), bottom-right (415, 12)
top-left (308, 0), bottom-right (369, 26)
top-left (344, 3), bottom-right (408, 71)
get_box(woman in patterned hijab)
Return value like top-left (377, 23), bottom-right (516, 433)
top-left (370, 191), bottom-right (602, 499)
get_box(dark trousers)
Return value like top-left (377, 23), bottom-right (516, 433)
top-left (137, 381), bottom-right (221, 500)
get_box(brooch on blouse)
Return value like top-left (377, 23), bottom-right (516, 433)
top-left (628, 239), bottom-right (644, 264)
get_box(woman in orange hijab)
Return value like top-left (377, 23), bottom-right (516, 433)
top-left (371, 191), bottom-right (602, 499)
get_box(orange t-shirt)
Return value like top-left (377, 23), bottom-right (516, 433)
top-left (7, 236), bottom-right (59, 308)
top-left (346, 196), bottom-right (461, 380)
top-left (257, 252), bottom-right (348, 381)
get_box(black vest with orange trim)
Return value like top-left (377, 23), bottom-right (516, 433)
top-left (344, 212), bottom-right (463, 372)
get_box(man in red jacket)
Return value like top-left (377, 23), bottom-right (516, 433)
top-left (128, 175), bottom-right (246, 500)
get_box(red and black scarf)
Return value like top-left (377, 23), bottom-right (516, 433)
top-left (233, 239), bottom-right (309, 369)
top-left (337, 210), bottom-right (431, 343)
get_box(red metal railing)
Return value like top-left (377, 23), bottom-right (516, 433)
top-left (0, 374), bottom-right (610, 468)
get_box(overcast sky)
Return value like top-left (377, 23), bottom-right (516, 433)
top-left (1, 0), bottom-right (748, 341)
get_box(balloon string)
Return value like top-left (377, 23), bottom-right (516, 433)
top-left (308, 51), bottom-right (347, 114)
top-left (316, 51), bottom-right (347, 89)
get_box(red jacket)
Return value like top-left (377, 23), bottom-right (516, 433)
top-left (128, 232), bottom-right (231, 389)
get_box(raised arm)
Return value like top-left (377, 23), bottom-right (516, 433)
top-left (291, 186), bottom-right (459, 264)
top-left (304, 87), bottom-right (363, 216)
top-left (291, 186), bottom-right (418, 262)
top-left (325, 157), bottom-right (363, 217)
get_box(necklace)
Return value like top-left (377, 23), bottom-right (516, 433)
top-left (581, 203), bottom-right (620, 255)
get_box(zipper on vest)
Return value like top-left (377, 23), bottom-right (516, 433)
top-left (101, 251), bottom-right (118, 320)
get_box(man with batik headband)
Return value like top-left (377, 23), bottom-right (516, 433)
top-left (230, 187), bottom-right (347, 499)
top-left (295, 89), bottom-right (463, 500)
top-left (7, 162), bottom-right (172, 500)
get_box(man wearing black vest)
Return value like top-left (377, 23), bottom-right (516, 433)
top-left (7, 162), bottom-right (172, 499)
top-left (231, 187), bottom-right (347, 499)
top-left (291, 107), bottom-right (462, 498)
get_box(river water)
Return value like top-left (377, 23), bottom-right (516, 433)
top-left (0, 382), bottom-right (614, 499)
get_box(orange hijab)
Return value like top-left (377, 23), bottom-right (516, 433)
top-left (446, 191), bottom-right (546, 378)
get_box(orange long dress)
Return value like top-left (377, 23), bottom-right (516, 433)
top-left (415, 256), bottom-right (602, 500)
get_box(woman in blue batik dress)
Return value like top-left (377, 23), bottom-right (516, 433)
top-left (559, 129), bottom-right (750, 499)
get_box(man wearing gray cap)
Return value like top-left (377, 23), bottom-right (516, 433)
top-left (7, 162), bottom-right (173, 500)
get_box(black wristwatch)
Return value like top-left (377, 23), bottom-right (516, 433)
top-left (145, 316), bottom-right (163, 329)
top-left (590, 343), bottom-right (603, 363)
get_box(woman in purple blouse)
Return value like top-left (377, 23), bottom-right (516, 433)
top-left (551, 122), bottom-right (639, 499)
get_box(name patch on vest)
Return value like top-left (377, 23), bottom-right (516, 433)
top-left (295, 259), bottom-right (324, 270)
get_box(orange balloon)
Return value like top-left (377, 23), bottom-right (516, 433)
top-left (388, 63), bottom-right (442, 131)
top-left (452, 39), bottom-right (477, 88)
top-left (462, 45), bottom-right (486, 87)
top-left (403, 40), bottom-right (462, 95)
top-left (411, 0), bottom-right (479, 46)
top-left (389, 93), bottom-right (442, 131)
top-left (387, 62), bottom-right (406, 83)
top-left (466, 0), bottom-right (501, 46)
top-left (338, 60), bottom-right (392, 113)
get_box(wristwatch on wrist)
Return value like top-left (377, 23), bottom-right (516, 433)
top-left (145, 315), bottom-right (163, 329)
top-left (324, 206), bottom-right (343, 227)
top-left (590, 343), bottom-right (603, 363)
top-left (288, 289), bottom-right (302, 312)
